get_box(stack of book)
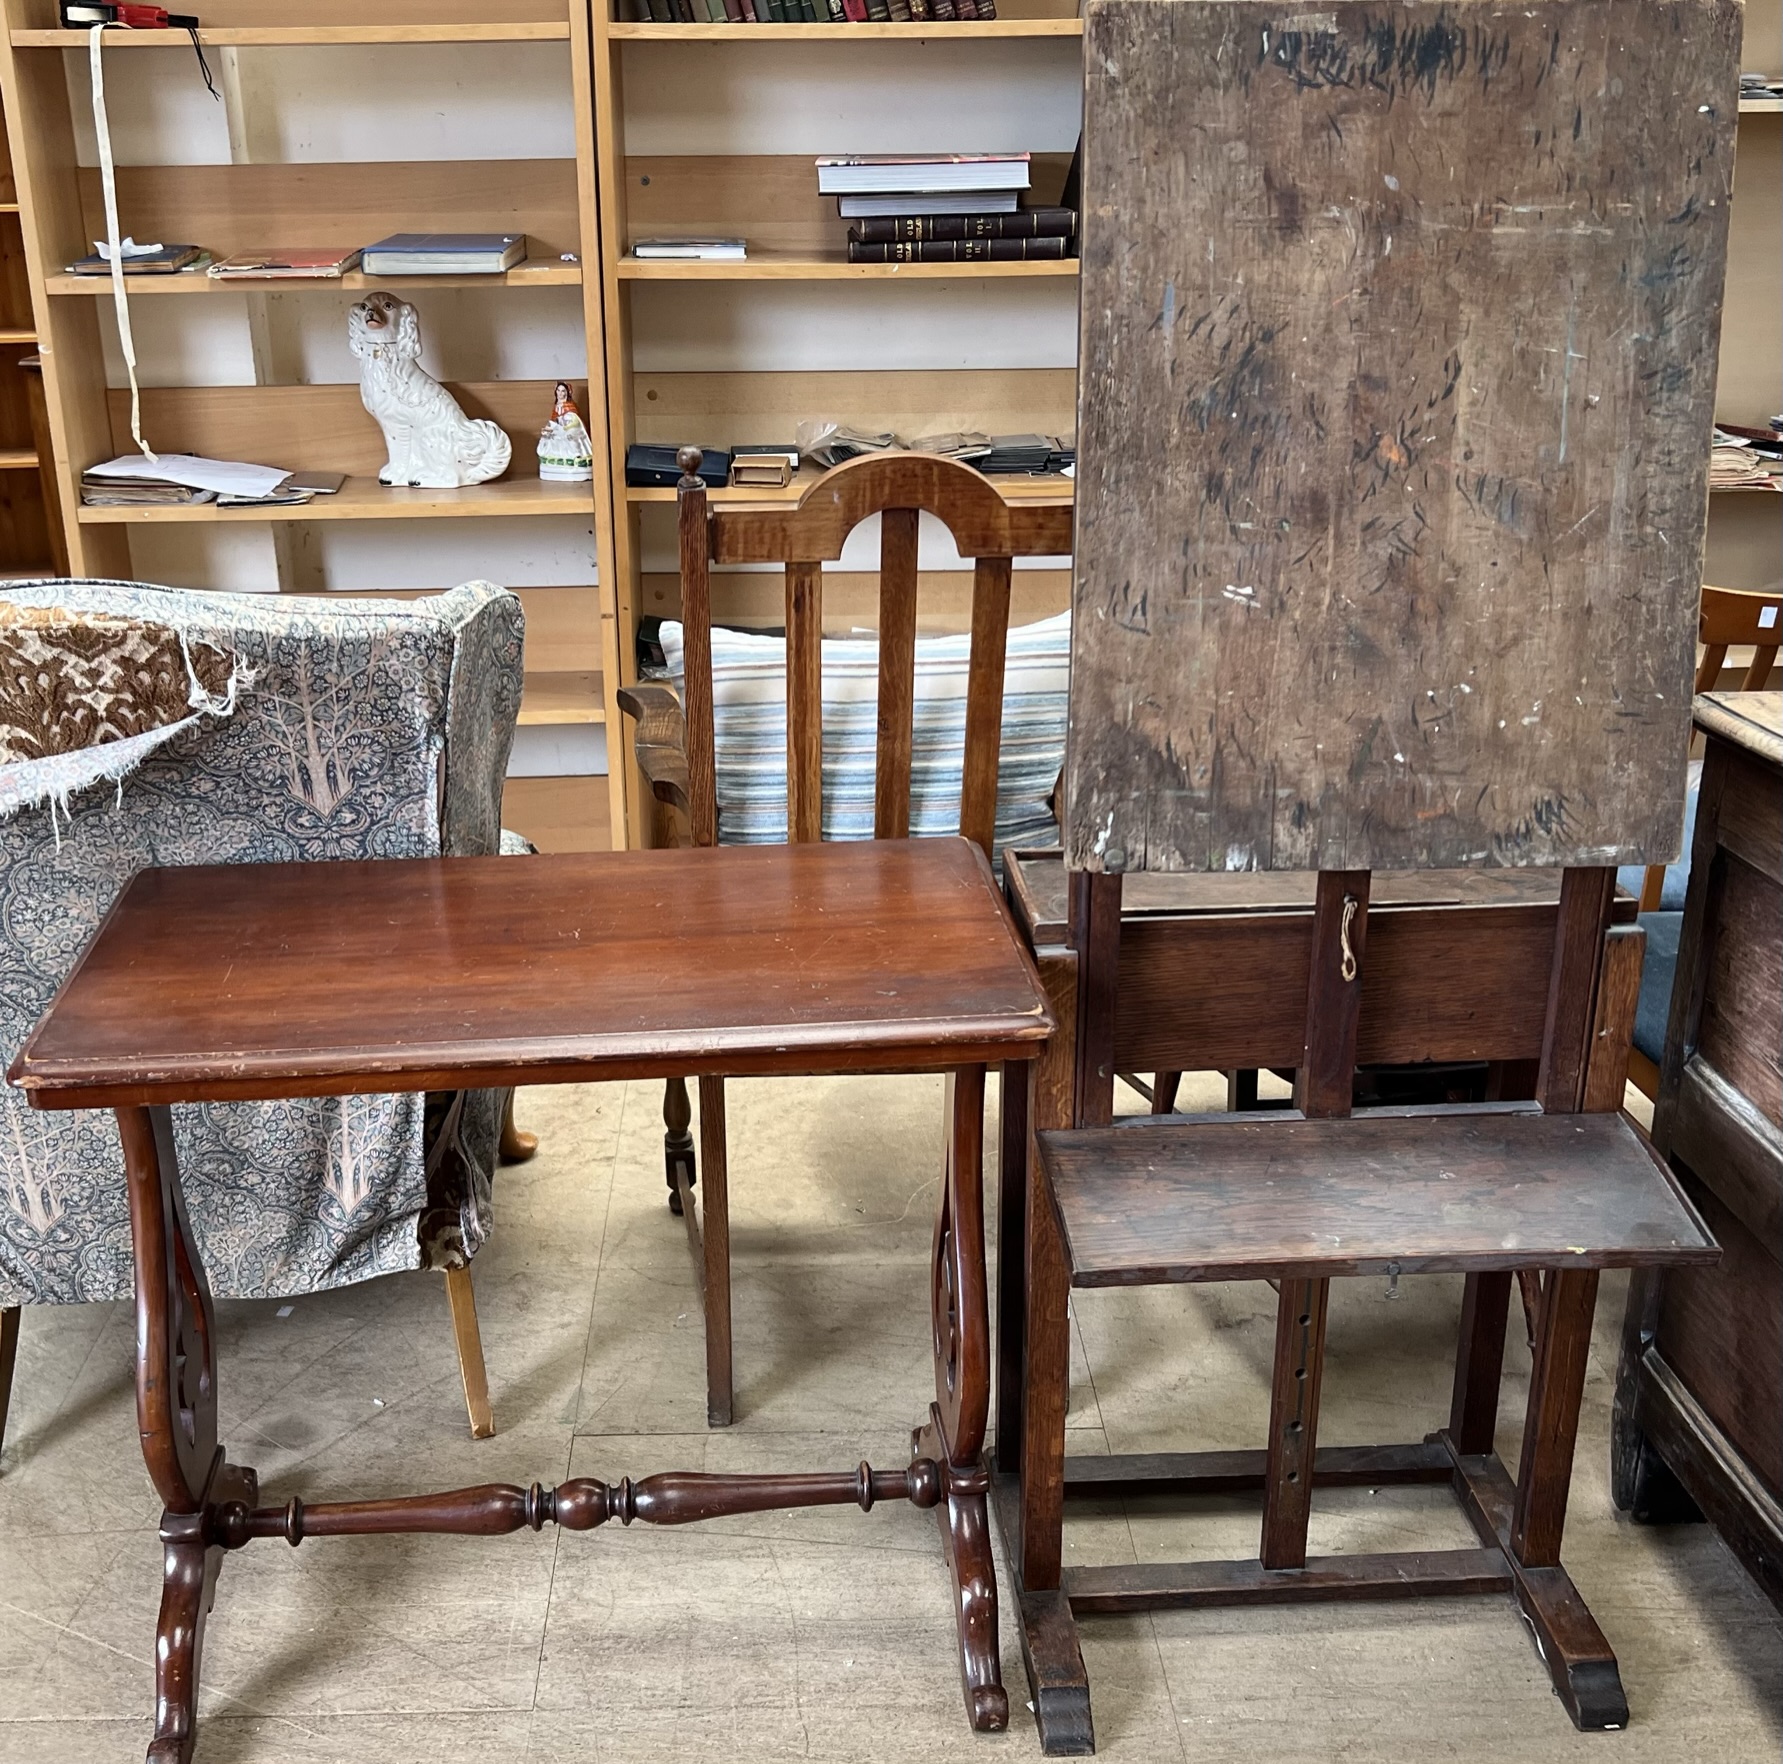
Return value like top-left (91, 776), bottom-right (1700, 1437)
top-left (626, 0), bottom-right (996, 19)
top-left (815, 153), bottom-right (1074, 263)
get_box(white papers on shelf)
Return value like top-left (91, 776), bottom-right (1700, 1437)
top-left (84, 454), bottom-right (292, 499)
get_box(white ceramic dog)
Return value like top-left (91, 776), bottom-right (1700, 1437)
top-left (347, 294), bottom-right (512, 489)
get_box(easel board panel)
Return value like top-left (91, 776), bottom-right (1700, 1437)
top-left (1067, 0), bottom-right (1741, 874)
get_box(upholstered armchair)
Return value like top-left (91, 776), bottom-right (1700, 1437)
top-left (0, 579), bottom-right (526, 1462)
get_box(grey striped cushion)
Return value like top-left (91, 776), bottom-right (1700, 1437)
top-left (660, 610), bottom-right (1069, 853)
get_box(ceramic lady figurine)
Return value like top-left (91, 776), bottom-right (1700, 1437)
top-left (537, 381), bottom-right (595, 483)
top-left (347, 293), bottom-right (511, 489)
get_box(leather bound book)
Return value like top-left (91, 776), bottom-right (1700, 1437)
top-left (887, 0), bottom-right (911, 18)
top-left (930, 0), bottom-right (957, 17)
top-left (826, 0), bottom-right (847, 18)
top-left (847, 236), bottom-right (1071, 262)
top-left (907, 0), bottom-right (931, 16)
top-left (851, 207), bottom-right (1075, 243)
top-left (723, 0), bottom-right (744, 19)
top-left (954, 0), bottom-right (979, 18)
top-left (864, 0), bottom-right (891, 18)
top-left (842, 0), bottom-right (869, 16)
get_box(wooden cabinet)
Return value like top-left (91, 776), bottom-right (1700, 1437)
top-left (1614, 691), bottom-right (1783, 1609)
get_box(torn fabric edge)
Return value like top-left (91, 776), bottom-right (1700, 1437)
top-left (0, 651), bottom-right (253, 830)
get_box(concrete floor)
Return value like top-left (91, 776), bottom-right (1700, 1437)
top-left (1, 1072), bottom-right (1778, 1764)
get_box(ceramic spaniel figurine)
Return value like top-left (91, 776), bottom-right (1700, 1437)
top-left (347, 293), bottom-right (511, 489)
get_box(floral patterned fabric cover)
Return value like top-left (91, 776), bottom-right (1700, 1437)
top-left (0, 579), bottom-right (524, 1307)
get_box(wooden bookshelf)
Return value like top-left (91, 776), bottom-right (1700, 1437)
top-left (1707, 14), bottom-right (1782, 597)
top-left (0, 0), bottom-right (624, 849)
top-left (590, 14), bottom-right (1082, 842)
top-left (0, 60), bottom-right (57, 572)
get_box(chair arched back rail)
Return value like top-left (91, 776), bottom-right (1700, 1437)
top-left (678, 447), bottom-right (1073, 855)
top-left (630, 446), bottom-right (1073, 1425)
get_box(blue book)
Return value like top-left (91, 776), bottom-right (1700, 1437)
top-left (360, 233), bottom-right (526, 275)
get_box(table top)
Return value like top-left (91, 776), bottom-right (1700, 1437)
top-left (1697, 691), bottom-right (1782, 768)
top-left (12, 839), bottom-right (1052, 1109)
top-left (1003, 850), bottom-right (1638, 945)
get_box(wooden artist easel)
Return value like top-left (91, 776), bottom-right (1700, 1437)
top-left (993, 0), bottom-right (1742, 1751)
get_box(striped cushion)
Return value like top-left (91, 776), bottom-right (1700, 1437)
top-left (660, 609), bottom-right (1069, 853)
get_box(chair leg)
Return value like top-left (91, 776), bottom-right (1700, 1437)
top-left (1152, 1071), bottom-right (1182, 1114)
top-left (696, 1075), bottom-right (733, 1426)
top-left (0, 1305), bottom-right (19, 1466)
top-left (498, 1091), bottom-right (538, 1166)
top-left (442, 1266), bottom-right (495, 1440)
top-left (664, 1075), bottom-right (696, 1215)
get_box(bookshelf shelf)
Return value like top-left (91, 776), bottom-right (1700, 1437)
top-left (624, 466), bottom-right (1071, 508)
top-left (13, 24), bottom-right (573, 46)
top-left (75, 476), bottom-right (596, 524)
top-left (1739, 96), bottom-right (1781, 113)
top-left (607, 19), bottom-right (1080, 38)
top-left (0, 447), bottom-right (37, 469)
top-left (617, 251), bottom-right (1076, 280)
top-left (520, 669), bottom-right (607, 724)
top-left (46, 264), bottom-right (584, 296)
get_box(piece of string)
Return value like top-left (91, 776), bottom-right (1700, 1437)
top-left (88, 24), bottom-right (155, 462)
top-left (1339, 894), bottom-right (1359, 981)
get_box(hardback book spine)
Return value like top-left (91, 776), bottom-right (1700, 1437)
top-left (976, 0), bottom-right (995, 14)
top-left (907, 0), bottom-right (930, 15)
top-left (800, 0), bottom-right (821, 18)
top-left (722, 0), bottom-right (744, 17)
top-left (886, 0), bottom-right (911, 16)
top-left (864, 0), bottom-right (891, 18)
top-left (953, 0), bottom-right (978, 17)
top-left (930, 0), bottom-right (957, 17)
top-left (647, 0), bottom-right (673, 20)
top-left (851, 207), bottom-right (1075, 242)
top-left (826, 0), bottom-right (847, 17)
top-left (847, 236), bottom-right (1070, 262)
top-left (842, 0), bottom-right (869, 16)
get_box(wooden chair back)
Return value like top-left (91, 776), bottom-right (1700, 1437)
top-left (1638, 583), bottom-right (1782, 910)
top-left (1696, 582), bottom-right (1781, 695)
top-left (672, 448), bottom-right (1073, 857)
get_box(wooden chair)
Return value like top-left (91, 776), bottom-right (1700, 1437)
top-left (619, 447), bottom-right (1072, 1424)
top-left (1637, 583), bottom-right (1781, 913)
top-left (993, 1), bottom-right (1738, 1749)
top-left (1626, 584), bottom-right (1782, 1100)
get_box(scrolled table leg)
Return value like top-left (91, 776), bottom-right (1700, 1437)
top-left (119, 1105), bottom-right (258, 1764)
top-left (918, 1065), bottom-right (1008, 1734)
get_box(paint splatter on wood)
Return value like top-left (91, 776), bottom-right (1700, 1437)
top-left (1067, 0), bottom-right (1741, 873)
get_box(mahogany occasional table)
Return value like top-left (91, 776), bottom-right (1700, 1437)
top-left (9, 838), bottom-right (1051, 1764)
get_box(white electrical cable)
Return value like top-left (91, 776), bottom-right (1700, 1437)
top-left (88, 24), bottom-right (155, 462)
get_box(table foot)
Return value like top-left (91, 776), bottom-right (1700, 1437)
top-left (149, 1461), bottom-right (257, 1764)
top-left (990, 1470), bottom-right (1095, 1755)
top-left (915, 1410), bottom-right (1008, 1733)
top-left (1445, 1440), bottom-right (1629, 1730)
